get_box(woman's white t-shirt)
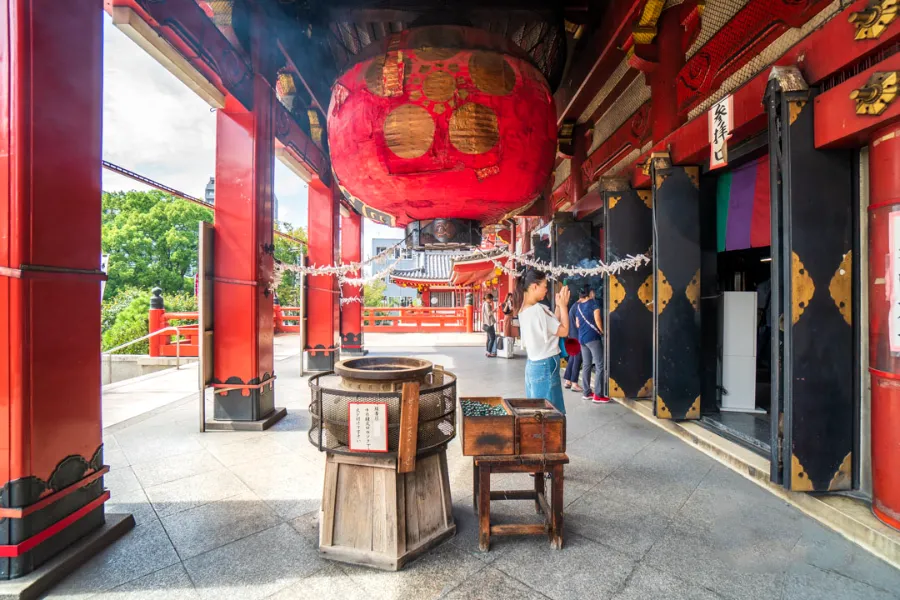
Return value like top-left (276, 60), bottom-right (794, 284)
top-left (518, 303), bottom-right (561, 361)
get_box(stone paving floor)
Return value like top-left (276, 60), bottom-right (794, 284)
top-left (44, 342), bottom-right (900, 599)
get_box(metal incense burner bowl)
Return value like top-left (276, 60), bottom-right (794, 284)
top-left (307, 356), bottom-right (457, 455)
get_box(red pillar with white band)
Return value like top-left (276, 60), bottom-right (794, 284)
top-left (0, 0), bottom-right (117, 577)
top-left (340, 207), bottom-right (365, 355)
top-left (868, 123), bottom-right (900, 530)
top-left (305, 180), bottom-right (339, 371)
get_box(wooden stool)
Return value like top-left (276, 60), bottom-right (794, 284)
top-left (473, 453), bottom-right (569, 551)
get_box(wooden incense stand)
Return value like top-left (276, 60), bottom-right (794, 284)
top-left (318, 382), bottom-right (456, 570)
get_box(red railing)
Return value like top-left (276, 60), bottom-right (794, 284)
top-left (362, 307), bottom-right (468, 333)
top-left (147, 305), bottom-right (470, 356)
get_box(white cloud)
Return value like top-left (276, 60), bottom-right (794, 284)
top-left (102, 13), bottom-right (308, 225)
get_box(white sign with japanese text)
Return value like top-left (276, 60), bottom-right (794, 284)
top-left (348, 402), bottom-right (389, 452)
top-left (709, 95), bottom-right (734, 170)
top-left (889, 212), bottom-right (900, 353)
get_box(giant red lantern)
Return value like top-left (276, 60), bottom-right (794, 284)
top-left (327, 26), bottom-right (557, 232)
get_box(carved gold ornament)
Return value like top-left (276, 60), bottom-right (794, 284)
top-left (607, 195), bottom-right (621, 210)
top-left (850, 71), bottom-right (899, 116)
top-left (829, 251), bottom-right (852, 326)
top-left (609, 378), bottom-right (625, 399)
top-left (656, 396), bottom-right (673, 419)
top-left (791, 454), bottom-right (814, 492)
top-left (638, 274), bottom-right (654, 311)
top-left (685, 269), bottom-right (700, 312)
top-left (308, 109), bottom-right (323, 146)
top-left (849, 0), bottom-right (899, 40)
top-left (608, 275), bottom-right (626, 313)
top-left (656, 270), bottom-right (673, 314)
top-left (788, 100), bottom-right (806, 125)
top-left (791, 252), bottom-right (815, 325)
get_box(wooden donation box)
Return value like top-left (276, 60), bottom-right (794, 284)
top-left (459, 397), bottom-right (568, 550)
top-left (308, 357), bottom-right (457, 570)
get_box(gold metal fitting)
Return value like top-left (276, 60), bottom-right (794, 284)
top-left (849, 0), bottom-right (898, 40)
top-left (851, 71), bottom-right (899, 115)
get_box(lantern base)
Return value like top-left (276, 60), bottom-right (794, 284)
top-left (407, 219), bottom-right (481, 250)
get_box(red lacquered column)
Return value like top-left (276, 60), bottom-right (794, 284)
top-left (305, 180), bottom-right (338, 371)
top-left (340, 208), bottom-right (365, 355)
top-left (868, 123), bottom-right (900, 531)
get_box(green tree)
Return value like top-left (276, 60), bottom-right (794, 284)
top-left (363, 279), bottom-right (387, 307)
top-left (274, 220), bottom-right (307, 306)
top-left (102, 190), bottom-right (214, 299)
top-left (101, 289), bottom-right (197, 354)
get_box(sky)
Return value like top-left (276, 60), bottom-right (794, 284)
top-left (100, 13), bottom-right (399, 257)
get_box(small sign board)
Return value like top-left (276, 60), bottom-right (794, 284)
top-left (889, 212), bottom-right (900, 353)
top-left (709, 95), bottom-right (734, 170)
top-left (348, 402), bottom-right (389, 453)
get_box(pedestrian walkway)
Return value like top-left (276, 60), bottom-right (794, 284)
top-left (54, 344), bottom-right (900, 599)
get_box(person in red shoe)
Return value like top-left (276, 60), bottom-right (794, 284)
top-left (573, 286), bottom-right (609, 404)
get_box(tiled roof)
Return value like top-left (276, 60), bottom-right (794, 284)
top-left (391, 251), bottom-right (465, 282)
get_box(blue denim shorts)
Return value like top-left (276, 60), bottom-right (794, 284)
top-left (525, 355), bottom-right (565, 415)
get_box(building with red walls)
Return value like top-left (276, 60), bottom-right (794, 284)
top-left (2, 0), bottom-right (900, 584)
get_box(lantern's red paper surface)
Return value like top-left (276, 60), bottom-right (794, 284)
top-left (327, 26), bottom-right (557, 227)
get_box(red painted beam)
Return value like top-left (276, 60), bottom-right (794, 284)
top-left (675, 0), bottom-right (833, 116)
top-left (554, 0), bottom-right (646, 124)
top-left (815, 53), bottom-right (900, 149)
top-left (582, 101), bottom-right (651, 183)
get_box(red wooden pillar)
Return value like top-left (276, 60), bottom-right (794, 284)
top-left (868, 123), bottom-right (900, 531)
top-left (212, 77), bottom-right (280, 424)
top-left (0, 0), bottom-right (118, 578)
top-left (305, 180), bottom-right (338, 371)
top-left (340, 208), bottom-right (365, 355)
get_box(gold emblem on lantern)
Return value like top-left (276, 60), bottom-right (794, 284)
top-left (365, 54), bottom-right (412, 97)
top-left (384, 104), bottom-right (435, 159)
top-left (469, 51), bottom-right (516, 96)
top-left (422, 70), bottom-right (456, 102)
top-left (408, 26), bottom-right (462, 61)
top-left (449, 103), bottom-right (500, 154)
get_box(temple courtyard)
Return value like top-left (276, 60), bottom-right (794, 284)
top-left (43, 336), bottom-right (900, 599)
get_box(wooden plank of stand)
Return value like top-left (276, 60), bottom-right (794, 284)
top-left (490, 524), bottom-right (547, 535)
top-left (320, 453), bottom-right (338, 547)
top-left (537, 491), bottom-right (551, 518)
top-left (489, 490), bottom-right (537, 501)
top-left (397, 382), bottom-right (419, 474)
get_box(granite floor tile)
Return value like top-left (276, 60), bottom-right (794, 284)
top-left (229, 451), bottom-right (324, 520)
top-left (106, 486), bottom-right (159, 528)
top-left (160, 489), bottom-right (283, 559)
top-left (131, 448), bottom-right (224, 489)
top-left (610, 565), bottom-right (721, 600)
top-left (491, 533), bottom-right (636, 600)
top-left (441, 566), bottom-right (548, 600)
top-left (99, 563), bottom-right (201, 599)
top-left (338, 537), bottom-right (485, 600)
top-left (116, 431), bottom-right (205, 465)
top-left (183, 522), bottom-right (325, 600)
top-left (566, 490), bottom-right (672, 559)
top-left (266, 565), bottom-right (370, 600)
top-left (144, 468), bottom-right (252, 517)
top-left (104, 466), bottom-right (143, 495)
top-left (782, 562), bottom-right (900, 600)
top-left (44, 519), bottom-right (180, 598)
top-left (205, 435), bottom-right (292, 467)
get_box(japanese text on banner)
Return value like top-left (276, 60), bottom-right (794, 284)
top-left (709, 96), bottom-right (734, 170)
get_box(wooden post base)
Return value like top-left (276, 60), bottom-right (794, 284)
top-left (473, 453), bottom-right (569, 551)
top-left (318, 449), bottom-right (455, 571)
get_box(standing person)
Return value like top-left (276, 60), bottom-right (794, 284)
top-left (500, 292), bottom-right (519, 340)
top-left (574, 286), bottom-right (608, 403)
top-left (517, 270), bottom-right (570, 414)
top-left (482, 293), bottom-right (498, 357)
top-left (563, 296), bottom-right (583, 393)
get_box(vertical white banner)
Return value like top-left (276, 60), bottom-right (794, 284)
top-left (100, 254), bottom-right (110, 300)
top-left (709, 95), bottom-right (734, 170)
top-left (889, 212), bottom-right (900, 352)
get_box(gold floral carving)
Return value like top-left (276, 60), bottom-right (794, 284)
top-left (638, 190), bottom-right (652, 209)
top-left (791, 454), bottom-right (815, 492)
top-left (685, 396), bottom-right (701, 419)
top-left (638, 379), bottom-right (653, 399)
top-left (422, 70), bottom-right (456, 102)
top-left (656, 270), bottom-right (673, 315)
top-left (851, 71), bottom-right (898, 116)
top-left (828, 452), bottom-right (853, 491)
top-left (608, 275), bottom-right (626, 313)
top-left (792, 252), bottom-right (815, 325)
top-left (449, 103), bottom-right (499, 154)
top-left (685, 269), bottom-right (700, 312)
top-left (789, 100), bottom-right (807, 125)
top-left (383, 104), bottom-right (435, 159)
top-left (849, 1), bottom-right (899, 40)
top-left (609, 378), bottom-right (625, 399)
top-left (469, 51), bottom-right (516, 96)
top-left (656, 396), bottom-right (673, 419)
top-left (607, 195), bottom-right (621, 210)
top-left (638, 274), bottom-right (654, 311)
top-left (829, 251), bottom-right (852, 326)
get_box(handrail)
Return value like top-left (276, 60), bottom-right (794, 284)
top-left (101, 325), bottom-right (192, 384)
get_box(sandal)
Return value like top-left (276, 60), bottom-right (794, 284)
top-left (564, 382), bottom-right (572, 389)
top-left (572, 385), bottom-right (583, 393)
